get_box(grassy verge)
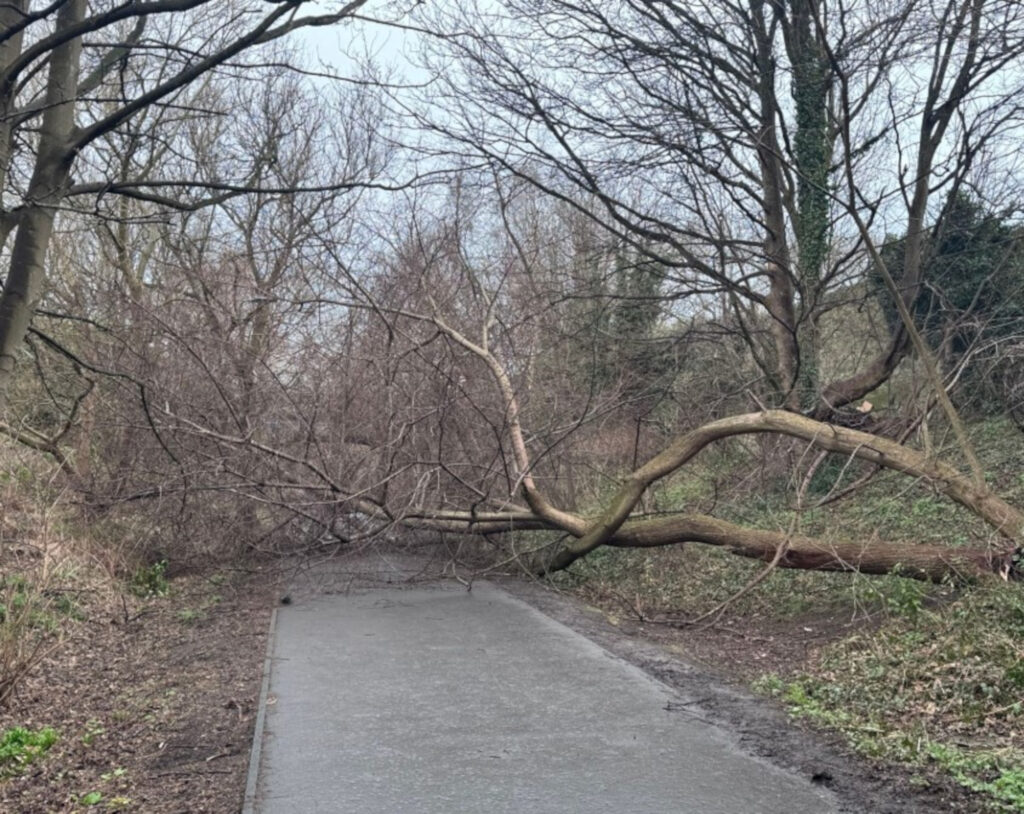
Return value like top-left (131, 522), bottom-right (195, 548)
top-left (754, 582), bottom-right (1024, 811)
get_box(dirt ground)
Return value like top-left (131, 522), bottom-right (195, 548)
top-left (0, 549), bottom-right (989, 813)
top-left (0, 567), bottom-right (276, 814)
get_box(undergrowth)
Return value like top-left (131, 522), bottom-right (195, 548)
top-left (0, 442), bottom-right (125, 708)
top-left (754, 583), bottom-right (1024, 811)
top-left (0, 570), bottom-right (87, 707)
top-left (551, 544), bottom-right (943, 623)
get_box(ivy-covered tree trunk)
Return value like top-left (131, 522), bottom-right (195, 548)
top-left (786, 0), bottom-right (832, 411)
top-left (752, 0), bottom-right (801, 408)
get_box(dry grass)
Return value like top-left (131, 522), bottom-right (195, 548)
top-left (0, 442), bottom-right (119, 711)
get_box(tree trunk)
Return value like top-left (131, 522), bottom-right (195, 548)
top-left (548, 513), bottom-right (1017, 582)
top-left (401, 505), bottom-right (1017, 583)
top-left (752, 1), bottom-right (801, 408)
top-left (393, 409), bottom-right (1022, 584)
top-left (0, 0), bottom-right (84, 407)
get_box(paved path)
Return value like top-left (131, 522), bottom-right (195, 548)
top-left (245, 582), bottom-right (837, 813)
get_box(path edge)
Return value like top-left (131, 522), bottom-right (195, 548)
top-left (241, 606), bottom-right (279, 814)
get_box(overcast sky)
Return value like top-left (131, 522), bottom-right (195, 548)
top-left (295, 7), bottom-right (421, 80)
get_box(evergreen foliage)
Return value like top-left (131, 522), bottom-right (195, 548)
top-left (872, 193), bottom-right (1024, 355)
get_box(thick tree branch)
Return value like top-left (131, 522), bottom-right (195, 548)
top-left (568, 410), bottom-right (1022, 562)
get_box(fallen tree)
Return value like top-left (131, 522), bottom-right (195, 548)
top-left (412, 507), bottom-right (1019, 583)
top-left (23, 260), bottom-right (1022, 585)
top-left (375, 313), bottom-right (1024, 584)
top-left (17, 196), bottom-right (1019, 587)
top-left (394, 410), bottom-right (1024, 583)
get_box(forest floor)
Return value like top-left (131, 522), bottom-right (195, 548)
top-left (0, 546), bottom-right (994, 813)
top-left (0, 563), bottom-right (277, 814)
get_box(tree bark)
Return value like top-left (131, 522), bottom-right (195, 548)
top-left (402, 505), bottom-right (1017, 583)
top-left (0, 0), bottom-right (84, 406)
top-left (396, 409), bottom-right (1022, 583)
top-left (566, 410), bottom-right (1022, 558)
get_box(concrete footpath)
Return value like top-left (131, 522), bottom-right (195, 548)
top-left (244, 581), bottom-right (837, 813)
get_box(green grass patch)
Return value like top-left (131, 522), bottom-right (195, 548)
top-left (128, 560), bottom-right (169, 599)
top-left (0, 574), bottom-right (82, 632)
top-left (0, 726), bottom-right (58, 778)
top-left (927, 744), bottom-right (1024, 813)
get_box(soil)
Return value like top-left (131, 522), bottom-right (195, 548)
top-left (0, 548), bottom-right (988, 813)
top-left (0, 567), bottom-right (276, 814)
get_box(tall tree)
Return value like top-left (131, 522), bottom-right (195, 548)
top-left (0, 0), bottom-right (378, 407)
top-left (415, 0), bottom-right (1024, 415)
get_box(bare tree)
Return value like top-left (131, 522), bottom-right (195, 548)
top-left (0, 0), bottom-right (386, 407)
top-left (414, 0), bottom-right (1024, 416)
top-left (10, 51), bottom-right (397, 560)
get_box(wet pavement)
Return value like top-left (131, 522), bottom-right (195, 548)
top-left (245, 581), bottom-right (837, 814)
